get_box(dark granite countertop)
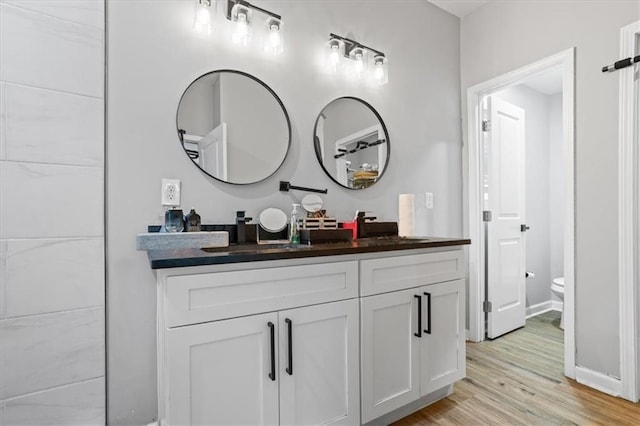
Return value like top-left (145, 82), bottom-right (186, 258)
top-left (145, 236), bottom-right (471, 269)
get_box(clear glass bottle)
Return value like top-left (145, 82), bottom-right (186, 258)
top-left (164, 209), bottom-right (184, 233)
top-left (289, 203), bottom-right (300, 244)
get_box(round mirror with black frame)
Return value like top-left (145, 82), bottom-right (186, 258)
top-left (177, 70), bottom-right (291, 185)
top-left (313, 97), bottom-right (390, 190)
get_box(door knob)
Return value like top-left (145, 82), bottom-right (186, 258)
top-left (521, 224), bottom-right (530, 232)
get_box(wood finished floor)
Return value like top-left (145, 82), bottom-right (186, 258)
top-left (393, 311), bottom-right (640, 425)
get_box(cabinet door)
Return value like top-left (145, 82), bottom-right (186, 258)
top-left (279, 299), bottom-right (360, 426)
top-left (420, 279), bottom-right (466, 396)
top-left (361, 289), bottom-right (421, 423)
top-left (166, 313), bottom-right (279, 426)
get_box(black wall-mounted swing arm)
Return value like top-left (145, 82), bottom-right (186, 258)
top-left (279, 181), bottom-right (328, 194)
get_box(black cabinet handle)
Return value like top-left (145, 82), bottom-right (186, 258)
top-left (268, 322), bottom-right (276, 381)
top-left (285, 318), bottom-right (293, 375)
top-left (414, 295), bottom-right (422, 337)
top-left (424, 292), bottom-right (432, 335)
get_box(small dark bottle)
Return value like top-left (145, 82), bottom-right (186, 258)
top-left (185, 208), bottom-right (201, 232)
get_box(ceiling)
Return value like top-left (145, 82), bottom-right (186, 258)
top-left (521, 68), bottom-right (564, 95)
top-left (428, 0), bottom-right (489, 18)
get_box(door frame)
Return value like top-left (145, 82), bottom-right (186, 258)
top-left (464, 48), bottom-right (576, 378)
top-left (618, 20), bottom-right (639, 403)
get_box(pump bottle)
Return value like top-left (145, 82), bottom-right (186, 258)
top-left (289, 204), bottom-right (300, 244)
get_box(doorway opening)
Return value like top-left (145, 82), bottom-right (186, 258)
top-left (464, 48), bottom-right (576, 378)
top-left (482, 70), bottom-right (565, 339)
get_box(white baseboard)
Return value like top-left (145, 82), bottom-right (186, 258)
top-left (575, 366), bottom-right (622, 397)
top-left (526, 300), bottom-right (563, 318)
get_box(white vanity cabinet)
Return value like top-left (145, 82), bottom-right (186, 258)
top-left (156, 259), bottom-right (360, 426)
top-left (360, 251), bottom-right (466, 424)
top-left (154, 246), bottom-right (467, 426)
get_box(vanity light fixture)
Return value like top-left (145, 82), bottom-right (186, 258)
top-left (226, 0), bottom-right (284, 54)
top-left (326, 33), bottom-right (388, 85)
top-left (194, 0), bottom-right (215, 35)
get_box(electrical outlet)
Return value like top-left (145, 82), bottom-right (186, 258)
top-left (425, 192), bottom-right (434, 209)
top-left (161, 179), bottom-right (181, 207)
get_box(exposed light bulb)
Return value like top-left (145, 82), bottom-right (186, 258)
top-left (329, 44), bottom-right (341, 72)
top-left (264, 22), bottom-right (283, 55)
top-left (232, 11), bottom-right (250, 45)
top-left (353, 51), bottom-right (364, 79)
top-left (374, 63), bottom-right (384, 81)
top-left (372, 55), bottom-right (388, 85)
top-left (374, 59), bottom-right (386, 84)
top-left (325, 39), bottom-right (342, 74)
top-left (194, 0), bottom-right (213, 34)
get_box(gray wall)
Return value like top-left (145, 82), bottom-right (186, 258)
top-left (461, 0), bottom-right (640, 379)
top-left (494, 85), bottom-right (553, 308)
top-left (0, 1), bottom-right (105, 423)
top-left (107, 1), bottom-right (461, 423)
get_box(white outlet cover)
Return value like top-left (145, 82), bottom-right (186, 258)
top-left (161, 179), bottom-right (181, 206)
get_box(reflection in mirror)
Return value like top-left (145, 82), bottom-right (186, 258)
top-left (177, 70), bottom-right (290, 185)
top-left (314, 97), bottom-right (389, 189)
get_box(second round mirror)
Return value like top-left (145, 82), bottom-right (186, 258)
top-left (314, 97), bottom-right (389, 190)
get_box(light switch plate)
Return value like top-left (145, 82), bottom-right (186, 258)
top-left (425, 192), bottom-right (434, 209)
top-left (161, 179), bottom-right (181, 207)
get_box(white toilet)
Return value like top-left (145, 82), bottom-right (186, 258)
top-left (551, 277), bottom-right (565, 329)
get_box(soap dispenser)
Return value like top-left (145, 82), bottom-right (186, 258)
top-left (289, 204), bottom-right (300, 244)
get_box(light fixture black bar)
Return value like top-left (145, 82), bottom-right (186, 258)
top-left (602, 55), bottom-right (640, 73)
top-left (329, 33), bottom-right (385, 58)
top-left (226, 0), bottom-right (281, 20)
top-left (279, 181), bottom-right (328, 194)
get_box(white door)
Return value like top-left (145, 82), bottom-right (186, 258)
top-left (279, 299), bottom-right (360, 426)
top-left (166, 312), bottom-right (279, 426)
top-left (486, 96), bottom-right (527, 339)
top-left (360, 288), bottom-right (421, 423)
top-left (420, 279), bottom-right (465, 395)
top-left (199, 122), bottom-right (227, 180)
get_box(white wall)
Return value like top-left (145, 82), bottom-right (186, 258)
top-left (107, 0), bottom-right (461, 423)
top-left (493, 85), bottom-right (553, 308)
top-left (461, 0), bottom-right (640, 380)
top-left (0, 1), bottom-right (105, 423)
